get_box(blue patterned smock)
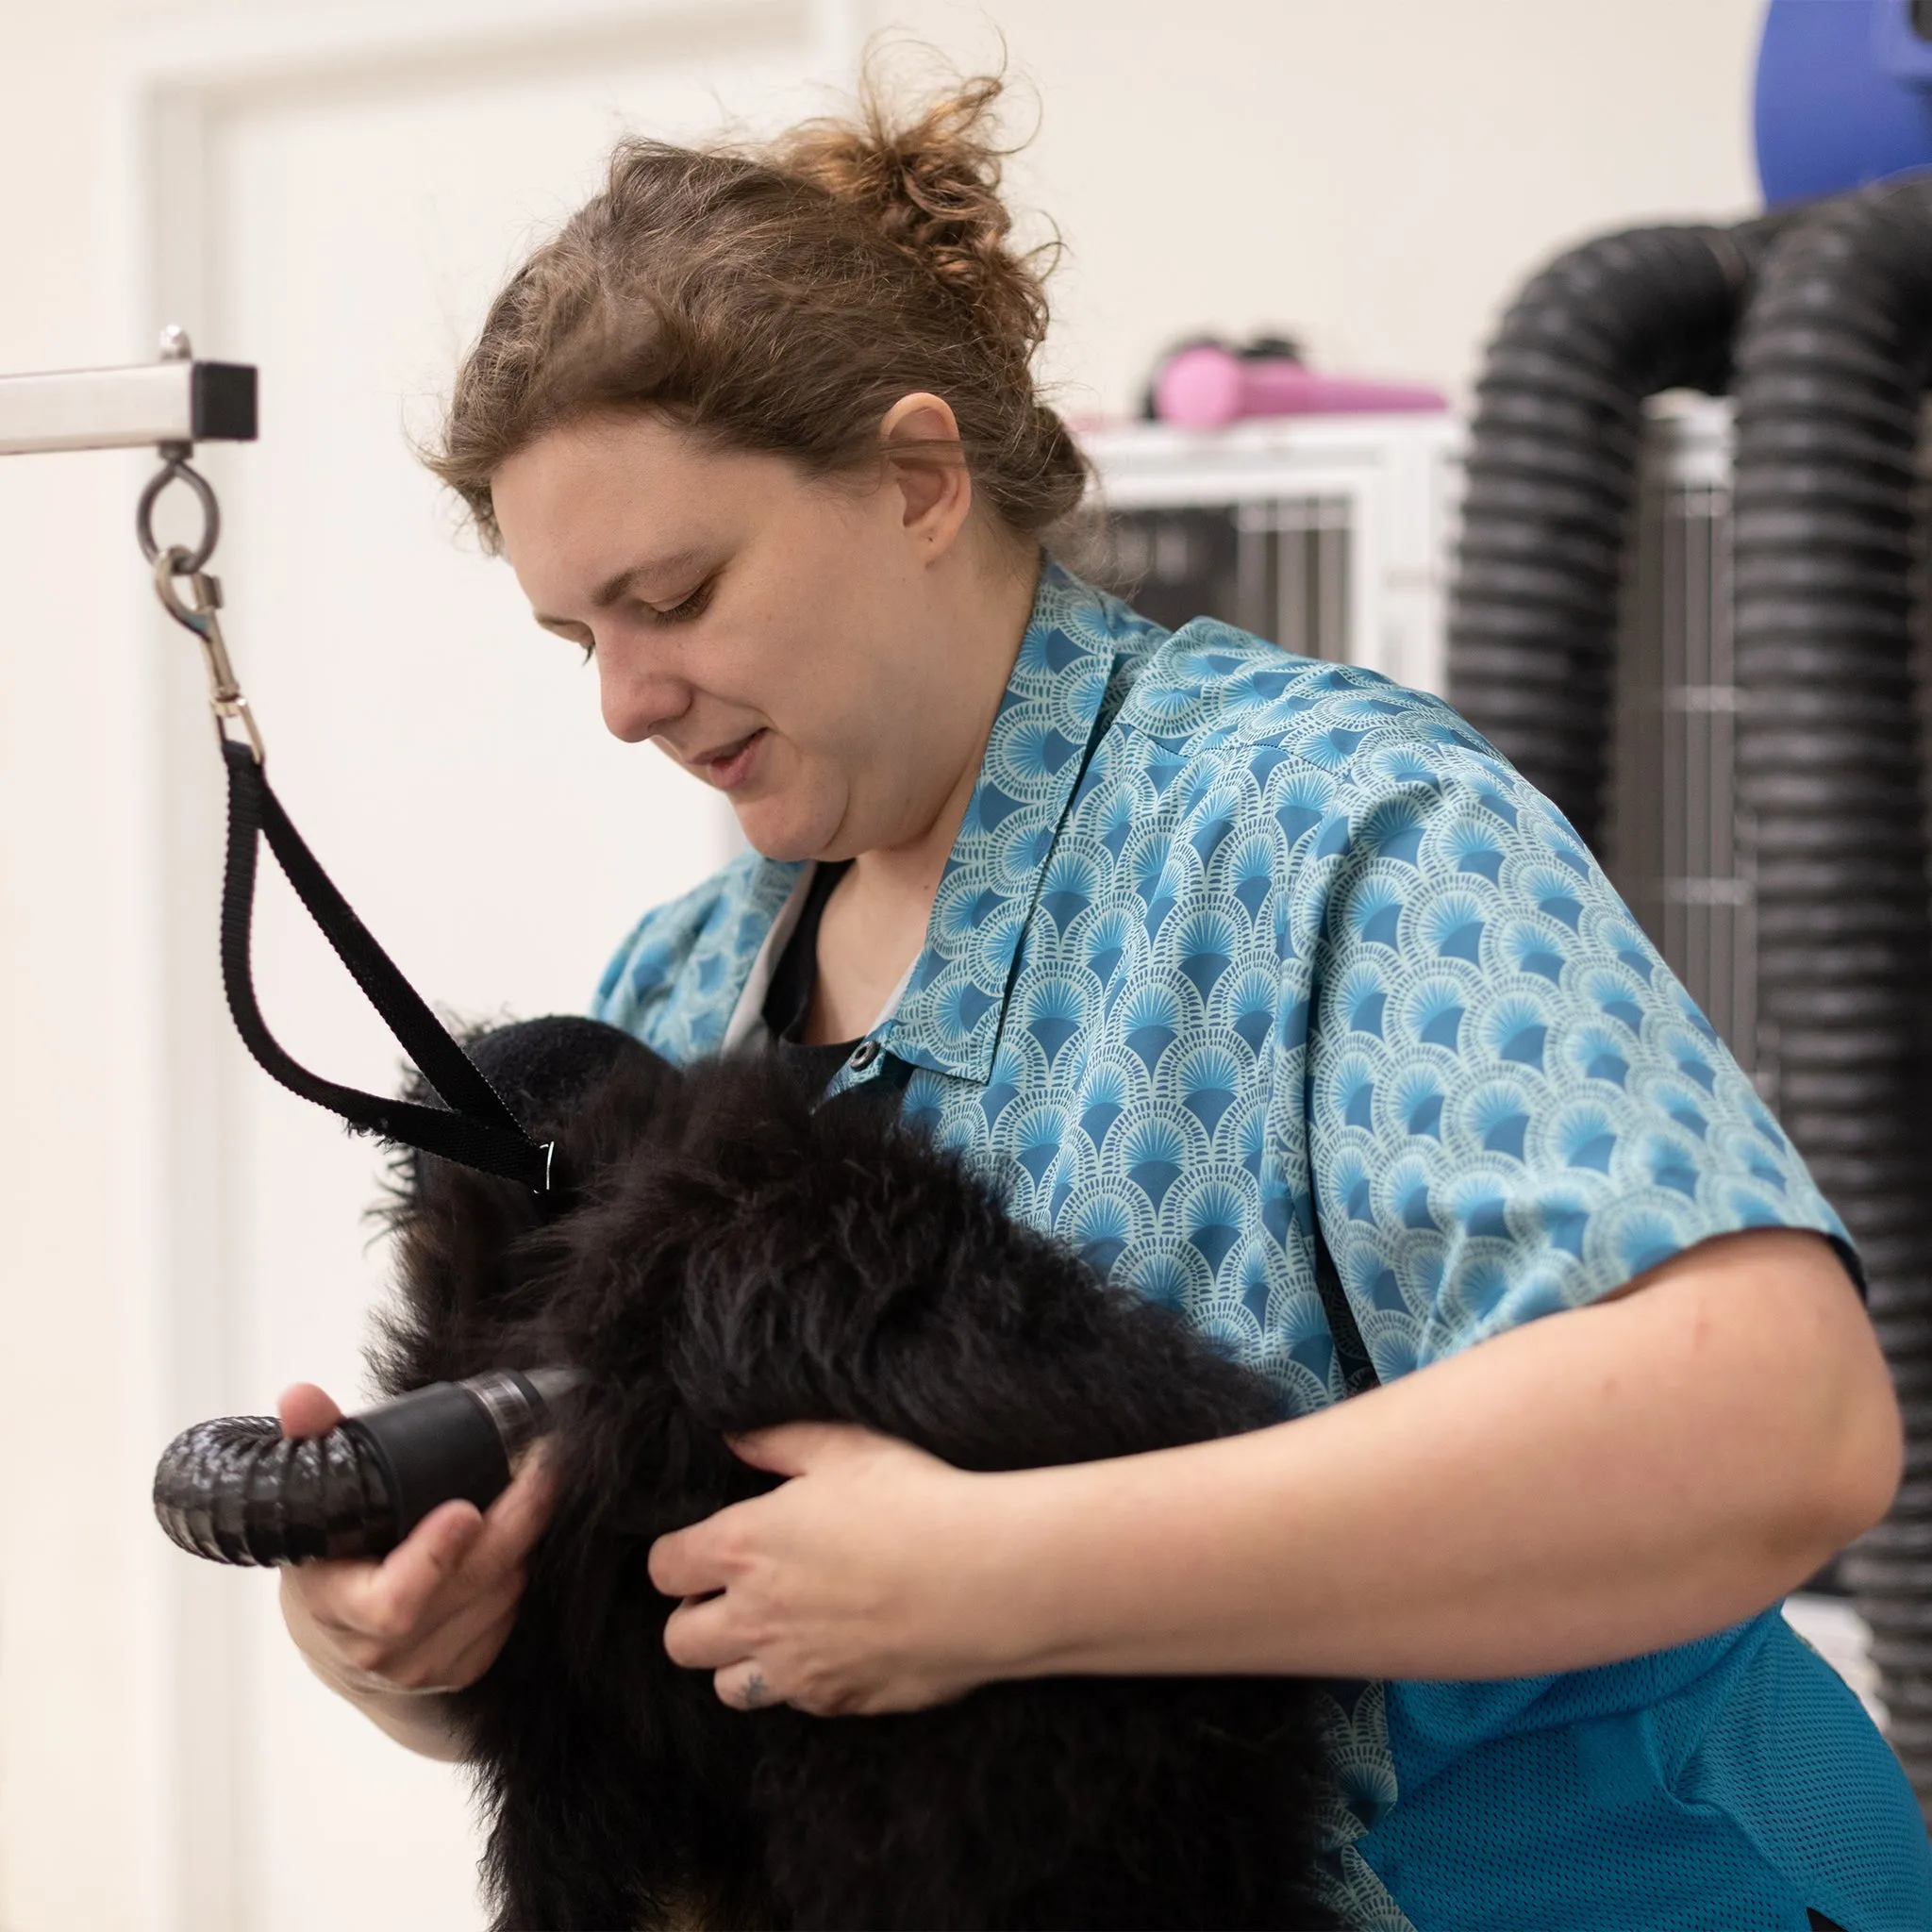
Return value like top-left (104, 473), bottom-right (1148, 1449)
top-left (593, 562), bottom-right (1932, 1932)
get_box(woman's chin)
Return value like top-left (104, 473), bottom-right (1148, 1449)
top-left (730, 797), bottom-right (841, 866)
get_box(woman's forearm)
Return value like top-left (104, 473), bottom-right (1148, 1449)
top-left (973, 1230), bottom-right (1900, 1684)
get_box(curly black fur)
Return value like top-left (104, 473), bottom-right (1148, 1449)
top-left (374, 1025), bottom-right (1341, 1931)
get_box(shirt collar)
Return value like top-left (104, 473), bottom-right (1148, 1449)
top-left (879, 559), bottom-right (1150, 1085)
top-left (700, 563), bottom-right (1151, 1084)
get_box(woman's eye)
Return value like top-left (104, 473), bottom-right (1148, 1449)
top-left (650, 577), bottom-right (715, 625)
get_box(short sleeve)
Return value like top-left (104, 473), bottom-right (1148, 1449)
top-left (1302, 742), bottom-right (1849, 1377)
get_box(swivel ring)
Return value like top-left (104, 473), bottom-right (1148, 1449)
top-left (137, 457), bottom-right (221, 575)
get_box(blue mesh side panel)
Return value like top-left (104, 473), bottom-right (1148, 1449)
top-left (1674, 1617), bottom-right (1932, 1932)
top-left (1357, 1611), bottom-right (1932, 1931)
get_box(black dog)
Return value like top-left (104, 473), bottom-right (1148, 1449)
top-left (374, 1018), bottom-right (1341, 1931)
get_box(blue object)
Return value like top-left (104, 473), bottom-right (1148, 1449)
top-left (592, 563), bottom-right (1932, 1929)
top-left (1755, 0), bottom-right (1932, 204)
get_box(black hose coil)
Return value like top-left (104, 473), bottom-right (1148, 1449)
top-left (1447, 218), bottom-right (1790, 847)
top-left (1449, 185), bottom-right (1932, 1812)
top-left (1729, 175), bottom-right (1932, 1811)
top-left (153, 1369), bottom-right (573, 1568)
top-left (155, 1416), bottom-right (399, 1565)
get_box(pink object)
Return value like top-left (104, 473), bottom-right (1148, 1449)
top-left (1154, 343), bottom-right (1447, 426)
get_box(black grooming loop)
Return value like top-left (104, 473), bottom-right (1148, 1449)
top-left (140, 463), bottom-right (556, 1194)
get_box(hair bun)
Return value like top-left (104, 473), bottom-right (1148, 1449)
top-left (431, 61), bottom-right (1090, 553)
top-left (774, 75), bottom-right (1048, 361)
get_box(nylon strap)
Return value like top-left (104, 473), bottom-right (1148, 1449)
top-left (219, 738), bottom-right (554, 1191)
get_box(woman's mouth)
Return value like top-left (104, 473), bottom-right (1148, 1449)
top-left (696, 729), bottom-right (766, 791)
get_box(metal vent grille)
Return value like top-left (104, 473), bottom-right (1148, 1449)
top-left (1604, 406), bottom-right (1758, 1082)
top-left (1235, 497), bottom-right (1353, 660)
top-left (1102, 499), bottom-right (1352, 662)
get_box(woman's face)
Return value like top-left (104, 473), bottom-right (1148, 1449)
top-left (491, 407), bottom-right (1017, 865)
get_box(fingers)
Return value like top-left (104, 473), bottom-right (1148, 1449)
top-left (375, 1566), bottom-right (527, 1692)
top-left (662, 1591), bottom-right (749, 1674)
top-left (435, 1605), bottom-right (525, 1694)
top-left (291, 1502), bottom-right (480, 1644)
top-left (279, 1382), bottom-right (343, 1439)
top-left (303, 1497), bottom-right (495, 1647)
top-left (287, 1512), bottom-right (529, 1692)
top-left (662, 1602), bottom-right (784, 1714)
top-left (649, 1503), bottom-right (753, 1598)
top-left (325, 1437), bottom-right (558, 1626)
top-left (713, 1658), bottom-right (780, 1711)
top-left (363, 1500), bottom-right (490, 1634)
top-left (484, 1447), bottom-right (558, 1569)
top-left (647, 1524), bottom-right (706, 1599)
top-left (726, 1420), bottom-right (862, 1477)
top-left (291, 1557), bottom-right (525, 1694)
top-left (656, 1424), bottom-right (886, 1591)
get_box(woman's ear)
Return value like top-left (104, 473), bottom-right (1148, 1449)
top-left (878, 391), bottom-right (974, 559)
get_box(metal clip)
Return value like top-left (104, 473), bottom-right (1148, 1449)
top-left (153, 547), bottom-right (266, 765)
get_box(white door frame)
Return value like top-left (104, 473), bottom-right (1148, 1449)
top-left (108, 7), bottom-right (860, 1926)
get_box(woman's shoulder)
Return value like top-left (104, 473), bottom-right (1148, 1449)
top-left (1048, 568), bottom-right (1519, 830)
top-left (1112, 616), bottom-right (1497, 783)
top-left (1081, 612), bottom-right (1560, 882)
top-left (591, 850), bottom-right (802, 1058)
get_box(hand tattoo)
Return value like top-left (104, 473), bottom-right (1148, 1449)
top-left (741, 1669), bottom-right (771, 1709)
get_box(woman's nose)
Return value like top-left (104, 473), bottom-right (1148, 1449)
top-left (596, 641), bottom-right (691, 744)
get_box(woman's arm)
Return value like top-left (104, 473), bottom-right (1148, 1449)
top-left (650, 1228), bottom-right (1901, 1713)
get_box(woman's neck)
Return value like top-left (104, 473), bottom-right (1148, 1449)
top-left (803, 545), bottom-right (1040, 1044)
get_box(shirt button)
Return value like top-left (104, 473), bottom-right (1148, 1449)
top-left (847, 1039), bottom-right (882, 1072)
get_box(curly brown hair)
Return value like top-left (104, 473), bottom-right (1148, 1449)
top-left (426, 73), bottom-right (1087, 553)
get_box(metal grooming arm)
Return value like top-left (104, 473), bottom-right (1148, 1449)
top-left (0, 326), bottom-right (256, 457)
top-left (0, 326), bottom-right (263, 756)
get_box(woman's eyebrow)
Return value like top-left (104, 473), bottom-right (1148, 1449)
top-left (534, 547), bottom-right (709, 626)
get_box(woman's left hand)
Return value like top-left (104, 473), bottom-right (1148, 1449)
top-left (649, 1423), bottom-right (1009, 1716)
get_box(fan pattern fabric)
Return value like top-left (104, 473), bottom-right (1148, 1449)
top-left (596, 562), bottom-right (1842, 1406)
top-left (591, 563), bottom-right (1927, 1932)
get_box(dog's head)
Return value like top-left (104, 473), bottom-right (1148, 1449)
top-left (370, 1017), bottom-right (683, 1392)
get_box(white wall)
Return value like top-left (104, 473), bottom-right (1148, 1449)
top-left (0, 2), bottom-right (1768, 1926)
top-left (899, 0), bottom-right (1769, 415)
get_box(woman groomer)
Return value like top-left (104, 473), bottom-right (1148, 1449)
top-left (277, 76), bottom-right (1932, 1930)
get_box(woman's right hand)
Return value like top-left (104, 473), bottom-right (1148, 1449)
top-left (275, 1381), bottom-right (555, 1758)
